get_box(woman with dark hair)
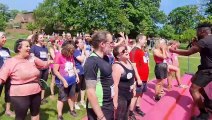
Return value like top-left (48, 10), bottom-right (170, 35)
top-left (73, 37), bottom-right (86, 109)
top-left (49, 37), bottom-right (60, 99)
top-left (30, 34), bottom-right (49, 103)
top-left (53, 43), bottom-right (79, 119)
top-left (0, 39), bottom-right (52, 120)
top-left (112, 45), bottom-right (135, 120)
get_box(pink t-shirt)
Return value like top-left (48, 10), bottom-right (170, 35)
top-left (0, 57), bottom-right (48, 96)
top-left (54, 53), bottom-right (75, 76)
top-left (54, 53), bottom-right (76, 85)
top-left (172, 53), bottom-right (179, 67)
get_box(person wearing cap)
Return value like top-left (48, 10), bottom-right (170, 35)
top-left (0, 32), bottom-right (14, 117)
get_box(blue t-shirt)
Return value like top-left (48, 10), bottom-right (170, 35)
top-left (85, 41), bottom-right (92, 56)
top-left (0, 47), bottom-right (10, 68)
top-left (30, 45), bottom-right (48, 61)
top-left (73, 49), bottom-right (84, 75)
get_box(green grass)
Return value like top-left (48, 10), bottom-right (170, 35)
top-left (0, 34), bottom-right (200, 120)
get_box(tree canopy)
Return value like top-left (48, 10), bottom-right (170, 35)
top-left (34, 0), bottom-right (166, 36)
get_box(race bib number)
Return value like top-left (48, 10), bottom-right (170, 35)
top-left (110, 84), bottom-right (115, 98)
top-left (127, 72), bottom-right (133, 79)
top-left (143, 56), bottom-right (147, 63)
top-left (0, 50), bottom-right (10, 61)
top-left (64, 62), bottom-right (75, 76)
top-left (40, 51), bottom-right (47, 59)
top-left (76, 69), bottom-right (80, 73)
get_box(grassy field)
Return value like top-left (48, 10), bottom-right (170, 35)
top-left (0, 34), bottom-right (200, 120)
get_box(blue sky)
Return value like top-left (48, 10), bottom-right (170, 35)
top-left (0, 0), bottom-right (198, 15)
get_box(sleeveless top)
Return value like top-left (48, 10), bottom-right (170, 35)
top-left (114, 62), bottom-right (135, 100)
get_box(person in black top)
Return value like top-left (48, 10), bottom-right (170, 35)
top-left (112, 45), bottom-right (135, 120)
top-left (84, 31), bottom-right (115, 120)
top-left (170, 23), bottom-right (212, 120)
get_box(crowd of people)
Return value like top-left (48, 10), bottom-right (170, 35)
top-left (0, 22), bottom-right (211, 120)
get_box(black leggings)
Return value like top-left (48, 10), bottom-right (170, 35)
top-left (115, 96), bottom-right (131, 120)
top-left (10, 92), bottom-right (41, 120)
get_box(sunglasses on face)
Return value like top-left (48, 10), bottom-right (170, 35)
top-left (120, 47), bottom-right (128, 54)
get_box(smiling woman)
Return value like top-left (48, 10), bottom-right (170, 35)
top-left (0, 39), bottom-right (52, 120)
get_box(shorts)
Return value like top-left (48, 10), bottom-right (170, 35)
top-left (192, 69), bottom-right (212, 87)
top-left (57, 84), bottom-right (76, 101)
top-left (40, 69), bottom-right (49, 81)
top-left (136, 82), bottom-right (147, 94)
top-left (154, 63), bottom-right (168, 79)
top-left (76, 74), bottom-right (86, 92)
top-left (87, 107), bottom-right (114, 120)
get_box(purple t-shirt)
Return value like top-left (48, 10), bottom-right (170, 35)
top-left (73, 49), bottom-right (84, 75)
top-left (30, 45), bottom-right (48, 61)
top-left (54, 53), bottom-right (76, 85)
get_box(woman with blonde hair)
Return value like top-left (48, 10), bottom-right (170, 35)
top-left (153, 38), bottom-right (168, 101)
top-left (166, 40), bottom-right (188, 90)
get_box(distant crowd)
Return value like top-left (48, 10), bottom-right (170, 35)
top-left (0, 22), bottom-right (212, 120)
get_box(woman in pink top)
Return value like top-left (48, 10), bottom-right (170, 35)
top-left (53, 43), bottom-right (79, 119)
top-left (0, 39), bottom-right (52, 120)
top-left (167, 41), bottom-right (188, 90)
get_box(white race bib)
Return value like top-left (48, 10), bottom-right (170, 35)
top-left (127, 72), bottom-right (133, 79)
top-left (40, 51), bottom-right (47, 59)
top-left (0, 50), bottom-right (10, 58)
top-left (110, 84), bottom-right (115, 98)
top-left (64, 62), bottom-right (75, 76)
top-left (143, 56), bottom-right (147, 63)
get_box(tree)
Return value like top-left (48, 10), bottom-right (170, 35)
top-left (34, 0), bottom-right (166, 36)
top-left (0, 13), bottom-right (6, 31)
top-left (180, 29), bottom-right (196, 42)
top-left (121, 0), bottom-right (166, 36)
top-left (34, 0), bottom-right (60, 33)
top-left (26, 22), bottom-right (38, 34)
top-left (159, 24), bottom-right (175, 39)
top-left (205, 0), bottom-right (212, 15)
top-left (200, 15), bottom-right (212, 24)
top-left (8, 10), bottom-right (20, 19)
top-left (168, 5), bottom-right (202, 34)
top-left (58, 0), bottom-right (134, 34)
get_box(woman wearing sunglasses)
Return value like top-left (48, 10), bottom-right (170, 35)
top-left (112, 45), bottom-right (135, 120)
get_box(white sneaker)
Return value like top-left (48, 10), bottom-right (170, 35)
top-left (75, 103), bottom-right (80, 110)
top-left (80, 101), bottom-right (86, 108)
